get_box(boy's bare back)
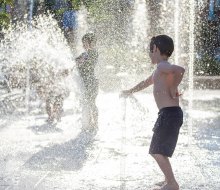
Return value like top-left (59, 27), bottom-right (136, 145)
top-left (152, 61), bottom-right (180, 110)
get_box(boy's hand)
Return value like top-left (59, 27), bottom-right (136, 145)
top-left (120, 90), bottom-right (132, 98)
top-left (76, 53), bottom-right (88, 64)
top-left (170, 87), bottom-right (182, 99)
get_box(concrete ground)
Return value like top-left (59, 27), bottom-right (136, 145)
top-left (0, 90), bottom-right (220, 190)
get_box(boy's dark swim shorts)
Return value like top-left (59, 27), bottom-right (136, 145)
top-left (149, 106), bottom-right (183, 157)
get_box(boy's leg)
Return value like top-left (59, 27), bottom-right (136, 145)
top-left (46, 99), bottom-right (53, 122)
top-left (87, 88), bottom-right (98, 129)
top-left (54, 96), bottom-right (64, 122)
top-left (151, 154), bottom-right (179, 190)
top-left (149, 108), bottom-right (183, 189)
top-left (90, 100), bottom-right (98, 128)
top-left (81, 98), bottom-right (91, 130)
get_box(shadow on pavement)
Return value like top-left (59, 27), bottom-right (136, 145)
top-left (28, 123), bottom-right (63, 134)
top-left (24, 130), bottom-right (96, 171)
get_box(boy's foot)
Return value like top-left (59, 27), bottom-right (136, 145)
top-left (82, 126), bottom-right (97, 135)
top-left (160, 183), bottom-right (179, 190)
top-left (155, 181), bottom-right (166, 187)
top-left (56, 116), bottom-right (62, 122)
top-left (46, 118), bottom-right (54, 124)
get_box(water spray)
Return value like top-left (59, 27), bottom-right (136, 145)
top-left (120, 95), bottom-right (127, 190)
top-left (188, 0), bottom-right (195, 148)
top-left (174, 0), bottom-right (179, 65)
top-left (25, 0), bottom-right (34, 115)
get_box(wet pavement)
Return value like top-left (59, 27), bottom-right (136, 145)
top-left (0, 90), bottom-right (220, 190)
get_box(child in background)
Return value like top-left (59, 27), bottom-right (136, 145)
top-left (76, 33), bottom-right (99, 131)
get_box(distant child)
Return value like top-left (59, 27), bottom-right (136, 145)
top-left (33, 63), bottom-right (70, 124)
top-left (45, 69), bottom-right (70, 123)
top-left (121, 35), bottom-right (185, 190)
top-left (76, 33), bottom-right (99, 131)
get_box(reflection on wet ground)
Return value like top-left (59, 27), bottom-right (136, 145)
top-left (0, 90), bottom-right (219, 190)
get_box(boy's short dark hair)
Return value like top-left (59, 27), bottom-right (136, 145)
top-left (150, 35), bottom-right (174, 57)
top-left (82, 33), bottom-right (96, 45)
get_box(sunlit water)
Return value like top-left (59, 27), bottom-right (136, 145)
top-left (130, 0), bottom-right (148, 48)
top-left (0, 14), bottom-right (81, 113)
top-left (0, 91), bottom-right (219, 189)
top-left (75, 6), bottom-right (89, 55)
top-left (0, 1), bottom-right (219, 190)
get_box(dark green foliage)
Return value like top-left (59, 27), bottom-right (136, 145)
top-left (0, 0), bottom-right (13, 5)
top-left (195, 3), bottom-right (220, 76)
top-left (0, 12), bottom-right (10, 29)
top-left (0, 0), bottom-right (13, 29)
top-left (194, 55), bottom-right (220, 76)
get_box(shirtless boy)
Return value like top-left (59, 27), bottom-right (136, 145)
top-left (121, 35), bottom-right (185, 190)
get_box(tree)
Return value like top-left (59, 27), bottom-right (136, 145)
top-left (0, 0), bottom-right (13, 29)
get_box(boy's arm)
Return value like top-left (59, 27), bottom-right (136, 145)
top-left (158, 62), bottom-right (185, 73)
top-left (157, 63), bottom-right (185, 85)
top-left (121, 74), bottom-right (153, 98)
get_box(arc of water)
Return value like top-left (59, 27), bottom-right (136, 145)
top-left (28, 0), bottom-right (34, 27)
top-left (174, 0), bottom-right (179, 65)
top-left (120, 96), bottom-right (127, 190)
top-left (188, 0), bottom-right (195, 148)
top-left (76, 6), bottom-right (88, 55)
top-left (187, 3), bottom-right (216, 184)
top-left (25, 0), bottom-right (34, 115)
top-left (129, 94), bottom-right (148, 115)
top-left (131, 0), bottom-right (148, 48)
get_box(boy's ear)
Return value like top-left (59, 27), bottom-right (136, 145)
top-left (153, 44), bottom-right (157, 52)
top-left (154, 45), bottom-right (161, 54)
